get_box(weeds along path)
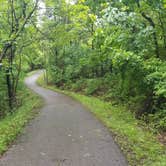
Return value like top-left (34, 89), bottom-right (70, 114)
top-left (0, 71), bottom-right (127, 166)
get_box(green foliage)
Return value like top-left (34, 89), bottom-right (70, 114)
top-left (84, 79), bottom-right (103, 95)
top-left (69, 79), bottom-right (85, 92)
top-left (147, 61), bottom-right (166, 99)
top-left (147, 110), bottom-right (166, 132)
top-left (112, 50), bottom-right (146, 97)
top-left (0, 0), bottom-right (40, 114)
top-left (41, 0), bottom-right (166, 132)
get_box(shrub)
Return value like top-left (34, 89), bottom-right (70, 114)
top-left (84, 79), bottom-right (103, 95)
top-left (146, 110), bottom-right (166, 132)
top-left (145, 59), bottom-right (166, 113)
top-left (70, 79), bottom-right (87, 92)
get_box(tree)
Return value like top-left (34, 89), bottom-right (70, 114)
top-left (0, 0), bottom-right (39, 109)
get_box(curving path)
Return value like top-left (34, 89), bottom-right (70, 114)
top-left (0, 71), bottom-right (127, 166)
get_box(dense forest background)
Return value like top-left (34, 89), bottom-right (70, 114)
top-left (42, 0), bottom-right (166, 132)
top-left (0, 0), bottom-right (166, 133)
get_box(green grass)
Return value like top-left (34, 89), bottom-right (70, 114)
top-left (38, 75), bottom-right (166, 166)
top-left (0, 86), bottom-right (43, 154)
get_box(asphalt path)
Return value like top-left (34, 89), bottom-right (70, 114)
top-left (0, 71), bottom-right (127, 166)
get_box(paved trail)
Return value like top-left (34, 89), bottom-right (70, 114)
top-left (0, 71), bottom-right (127, 166)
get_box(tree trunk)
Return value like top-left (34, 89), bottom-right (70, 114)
top-left (136, 0), bottom-right (160, 58)
top-left (6, 69), bottom-right (12, 109)
top-left (158, 12), bottom-right (166, 48)
top-left (141, 12), bottom-right (160, 58)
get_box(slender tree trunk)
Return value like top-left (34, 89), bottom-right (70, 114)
top-left (158, 12), bottom-right (166, 48)
top-left (136, 0), bottom-right (160, 58)
top-left (91, 23), bottom-right (94, 49)
top-left (44, 51), bottom-right (48, 85)
top-left (6, 69), bottom-right (12, 109)
top-left (14, 53), bottom-right (22, 94)
top-left (141, 12), bottom-right (159, 58)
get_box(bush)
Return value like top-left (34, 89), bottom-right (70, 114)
top-left (101, 51), bottom-right (147, 108)
top-left (145, 59), bottom-right (166, 113)
top-left (70, 79), bottom-right (86, 92)
top-left (48, 66), bottom-right (64, 86)
top-left (146, 110), bottom-right (166, 132)
top-left (84, 79), bottom-right (103, 95)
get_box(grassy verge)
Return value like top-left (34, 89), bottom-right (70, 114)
top-left (0, 84), bottom-right (43, 154)
top-left (38, 75), bottom-right (166, 166)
